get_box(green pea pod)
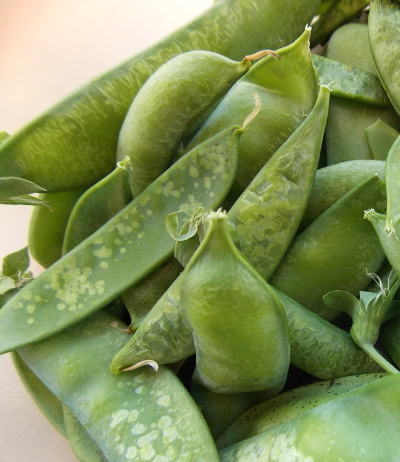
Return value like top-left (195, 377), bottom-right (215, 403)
top-left (183, 28), bottom-right (319, 200)
top-left (63, 406), bottom-right (108, 462)
top-left (117, 50), bottom-right (266, 196)
top-left (217, 373), bottom-right (385, 450)
top-left (311, 54), bottom-right (390, 107)
top-left (62, 158), bottom-right (132, 255)
top-left (0, 125), bottom-right (241, 355)
top-left (310, 0), bottom-right (369, 47)
top-left (18, 310), bottom-right (220, 462)
top-left (0, 0), bottom-right (319, 192)
top-left (269, 175), bottom-right (387, 320)
top-left (380, 316), bottom-right (400, 369)
top-left (365, 119), bottom-right (400, 160)
top-left (300, 159), bottom-right (385, 231)
top-left (10, 351), bottom-right (67, 437)
top-left (369, 0), bottom-right (400, 116)
top-left (29, 189), bottom-right (86, 268)
top-left (219, 375), bottom-right (400, 462)
top-left (0, 176), bottom-right (48, 207)
top-left (182, 211), bottom-right (290, 394)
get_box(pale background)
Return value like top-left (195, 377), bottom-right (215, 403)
top-left (0, 1), bottom-right (211, 460)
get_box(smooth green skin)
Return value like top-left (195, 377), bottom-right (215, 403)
top-left (0, 127), bottom-right (240, 354)
top-left (0, 0), bottom-right (319, 192)
top-left (385, 134), bottom-right (400, 225)
top-left (183, 29), bottom-right (319, 201)
top-left (29, 189), bottom-right (85, 268)
top-left (369, 0), bottom-right (400, 116)
top-left (117, 51), bottom-right (251, 197)
top-left (310, 0), bottom-right (370, 47)
top-left (18, 310), bottom-right (220, 462)
top-left (122, 257), bottom-right (183, 331)
top-left (311, 54), bottom-right (390, 107)
top-left (11, 351), bottom-right (67, 437)
top-left (325, 23), bottom-right (400, 164)
top-left (380, 316), bottom-right (400, 369)
top-left (269, 175), bottom-right (387, 321)
top-left (227, 85), bottom-right (330, 280)
top-left (62, 161), bottom-right (132, 255)
top-left (365, 119), bottom-right (400, 160)
top-left (300, 159), bottom-right (385, 230)
top-left (217, 373), bottom-right (385, 449)
top-left (219, 375), bottom-right (400, 462)
top-left (182, 213), bottom-right (290, 394)
top-left (63, 406), bottom-right (108, 462)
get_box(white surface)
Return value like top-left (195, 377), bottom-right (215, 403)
top-left (0, 1), bottom-right (211, 460)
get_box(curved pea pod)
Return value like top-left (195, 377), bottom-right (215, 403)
top-left (183, 28), bottom-right (319, 200)
top-left (216, 373), bottom-right (385, 450)
top-left (18, 310), bottom-right (220, 462)
top-left (369, 0), bottom-right (400, 116)
top-left (0, 176), bottom-right (48, 207)
top-left (0, 125), bottom-right (241, 354)
top-left (63, 406), bottom-right (108, 462)
top-left (181, 211), bottom-right (290, 394)
top-left (310, 0), bottom-right (369, 47)
top-left (29, 188), bottom-right (86, 268)
top-left (62, 158), bottom-right (132, 254)
top-left (365, 119), bottom-right (400, 161)
top-left (117, 50), bottom-right (268, 196)
top-left (227, 84), bottom-right (330, 280)
top-left (300, 159), bottom-right (385, 230)
top-left (312, 54), bottom-right (390, 107)
top-left (269, 175), bottom-right (387, 321)
top-left (10, 351), bottom-right (67, 437)
top-left (219, 374), bottom-right (400, 462)
top-left (0, 0), bottom-right (319, 192)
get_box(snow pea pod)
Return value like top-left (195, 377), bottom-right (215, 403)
top-left (365, 119), bottom-right (400, 160)
top-left (0, 125), bottom-right (240, 354)
top-left (18, 310), bottom-right (220, 462)
top-left (369, 0), bottom-right (400, 115)
top-left (269, 175), bottom-right (387, 320)
top-left (0, 0), bottom-right (319, 192)
top-left (183, 28), bottom-right (319, 200)
top-left (219, 374), bottom-right (400, 462)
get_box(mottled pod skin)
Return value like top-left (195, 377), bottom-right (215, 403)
top-left (182, 211), bottom-right (290, 394)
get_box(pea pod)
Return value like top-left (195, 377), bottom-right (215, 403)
top-left (0, 125), bottom-right (241, 354)
top-left (0, 176), bottom-right (48, 207)
top-left (0, 0), bottom-right (319, 191)
top-left (18, 310), bottom-right (220, 462)
top-left (181, 211), bottom-right (290, 394)
top-left (365, 119), bottom-right (400, 160)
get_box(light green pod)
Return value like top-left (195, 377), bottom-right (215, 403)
top-left (219, 375), bottom-right (400, 462)
top-left (217, 373), bottom-right (385, 449)
top-left (181, 211), bottom-right (290, 394)
top-left (117, 50), bottom-right (254, 196)
top-left (365, 119), bottom-right (400, 160)
top-left (369, 0), bottom-right (400, 115)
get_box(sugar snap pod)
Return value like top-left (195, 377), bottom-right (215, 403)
top-left (18, 310), bottom-right (220, 462)
top-left (181, 210), bottom-right (290, 394)
top-left (0, 124), bottom-right (241, 354)
top-left (0, 0), bottom-right (319, 191)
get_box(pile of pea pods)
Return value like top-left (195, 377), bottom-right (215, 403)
top-left (2, 0), bottom-right (400, 460)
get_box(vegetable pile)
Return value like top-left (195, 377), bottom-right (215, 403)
top-left (2, 0), bottom-right (400, 460)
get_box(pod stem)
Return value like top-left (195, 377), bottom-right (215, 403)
top-left (359, 342), bottom-right (399, 375)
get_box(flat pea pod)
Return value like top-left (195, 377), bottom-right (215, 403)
top-left (63, 406), bottom-right (108, 462)
top-left (0, 0), bottom-right (319, 192)
top-left (365, 119), bottom-right (400, 160)
top-left (0, 125), bottom-right (241, 355)
top-left (62, 158), bottom-right (132, 255)
top-left (0, 176), bottom-right (49, 207)
top-left (311, 54), bottom-right (390, 107)
top-left (18, 310), bottom-right (220, 462)
top-left (216, 373), bottom-right (385, 450)
top-left (219, 375), bottom-right (400, 462)
top-left (181, 211), bottom-right (290, 394)
top-left (10, 351), bottom-right (67, 437)
top-left (269, 175), bottom-right (387, 320)
top-left (183, 28), bottom-right (319, 201)
top-left (369, 0), bottom-right (400, 115)
top-left (300, 159), bottom-right (385, 230)
top-left (29, 189), bottom-right (86, 268)
top-left (116, 50), bottom-right (259, 196)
